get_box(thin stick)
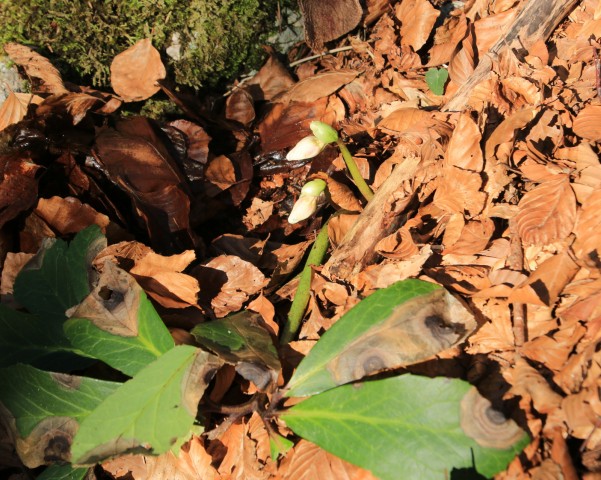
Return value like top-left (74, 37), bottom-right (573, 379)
top-left (289, 46), bottom-right (354, 67)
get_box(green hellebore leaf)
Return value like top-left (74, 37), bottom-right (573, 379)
top-left (36, 464), bottom-right (90, 480)
top-left (285, 279), bottom-right (476, 397)
top-left (64, 261), bottom-right (174, 377)
top-left (282, 375), bottom-right (529, 480)
top-left (0, 364), bottom-right (121, 468)
top-left (13, 225), bottom-right (106, 321)
top-left (310, 121), bottom-right (338, 144)
top-left (192, 310), bottom-right (280, 390)
top-left (71, 345), bottom-right (223, 465)
top-left (425, 68), bottom-right (449, 96)
top-left (0, 304), bottom-right (73, 367)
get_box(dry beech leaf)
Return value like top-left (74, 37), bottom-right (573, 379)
top-left (245, 50), bottom-right (296, 101)
top-left (34, 196), bottom-right (110, 236)
top-left (442, 218), bottom-right (495, 256)
top-left (110, 38), bottom-right (166, 102)
top-left (573, 104), bottom-right (601, 141)
top-left (129, 249), bottom-right (199, 309)
top-left (169, 120), bottom-right (211, 166)
top-left (211, 419), bottom-right (269, 479)
top-left (0, 92), bottom-right (42, 132)
top-left (485, 107), bottom-right (537, 159)
top-left (375, 226), bottom-right (419, 260)
top-left (573, 189), bottom-right (601, 267)
top-left (35, 93), bottom-right (103, 125)
top-left (325, 176), bottom-right (362, 212)
top-left (280, 71), bottom-right (359, 104)
top-left (448, 27), bottom-right (476, 87)
top-left (243, 198), bottom-right (274, 230)
top-left (433, 168), bottom-right (486, 217)
top-left (0, 155), bottom-right (41, 229)
top-left (509, 250), bottom-right (579, 306)
top-left (299, 0), bottom-right (363, 50)
top-left (395, 0), bottom-right (439, 51)
top-left (198, 255), bottom-right (268, 318)
top-left (225, 88), bottom-right (255, 126)
top-left (204, 155), bottom-right (236, 193)
top-left (514, 175), bottom-right (576, 246)
top-left (445, 112), bottom-right (483, 171)
top-left (279, 439), bottom-right (378, 480)
top-left (4, 43), bottom-right (67, 94)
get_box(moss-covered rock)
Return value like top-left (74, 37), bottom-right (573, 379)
top-left (0, 0), bottom-right (293, 89)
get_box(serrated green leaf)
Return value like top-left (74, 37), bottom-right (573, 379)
top-left (282, 375), bottom-right (529, 480)
top-left (37, 464), bottom-right (90, 480)
top-left (0, 304), bottom-right (73, 367)
top-left (64, 263), bottom-right (174, 376)
top-left (425, 68), bottom-right (449, 96)
top-left (71, 345), bottom-right (223, 465)
top-left (0, 364), bottom-right (121, 438)
top-left (286, 279), bottom-right (476, 397)
top-left (13, 225), bottom-right (106, 320)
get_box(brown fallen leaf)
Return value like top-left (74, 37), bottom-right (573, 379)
top-left (34, 196), bottom-right (110, 236)
top-left (4, 43), bottom-right (67, 94)
top-left (0, 92), bottom-right (43, 132)
top-left (195, 255), bottom-right (268, 318)
top-left (573, 105), bottom-right (601, 142)
top-left (0, 154), bottom-right (41, 230)
top-left (298, 0), bottom-right (363, 50)
top-left (110, 38), bottom-right (166, 102)
top-left (514, 175), bottom-right (576, 246)
top-left (395, 0), bottom-right (439, 51)
top-left (278, 440), bottom-right (378, 480)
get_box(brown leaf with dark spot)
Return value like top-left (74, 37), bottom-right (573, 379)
top-left (110, 38), bottom-right (166, 102)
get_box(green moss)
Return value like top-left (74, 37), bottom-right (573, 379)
top-left (0, 0), bottom-right (294, 89)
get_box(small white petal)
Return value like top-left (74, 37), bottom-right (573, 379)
top-left (288, 194), bottom-right (318, 224)
top-left (286, 135), bottom-right (325, 161)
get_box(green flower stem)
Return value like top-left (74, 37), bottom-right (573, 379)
top-left (336, 139), bottom-right (374, 202)
top-left (281, 222), bottom-right (330, 344)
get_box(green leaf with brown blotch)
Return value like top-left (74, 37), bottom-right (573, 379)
top-left (0, 364), bottom-right (121, 468)
top-left (282, 375), bottom-right (529, 480)
top-left (192, 310), bottom-right (280, 390)
top-left (70, 345), bottom-right (223, 466)
top-left (64, 261), bottom-right (174, 377)
top-left (285, 279), bottom-right (477, 397)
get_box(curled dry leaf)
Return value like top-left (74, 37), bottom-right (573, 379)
top-left (245, 49), bottom-right (296, 101)
top-left (225, 88), bottom-right (255, 126)
top-left (204, 155), bottom-right (237, 193)
top-left (445, 112), bottom-right (483, 171)
top-left (110, 38), bottom-right (166, 102)
top-left (4, 43), bottom-right (67, 94)
top-left (35, 93), bottom-right (103, 125)
top-left (514, 175), bottom-right (576, 246)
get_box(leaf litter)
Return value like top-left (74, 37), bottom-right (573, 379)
top-left (0, 0), bottom-right (600, 477)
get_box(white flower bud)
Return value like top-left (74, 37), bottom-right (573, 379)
top-left (286, 135), bottom-right (325, 161)
top-left (288, 194), bottom-right (319, 224)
